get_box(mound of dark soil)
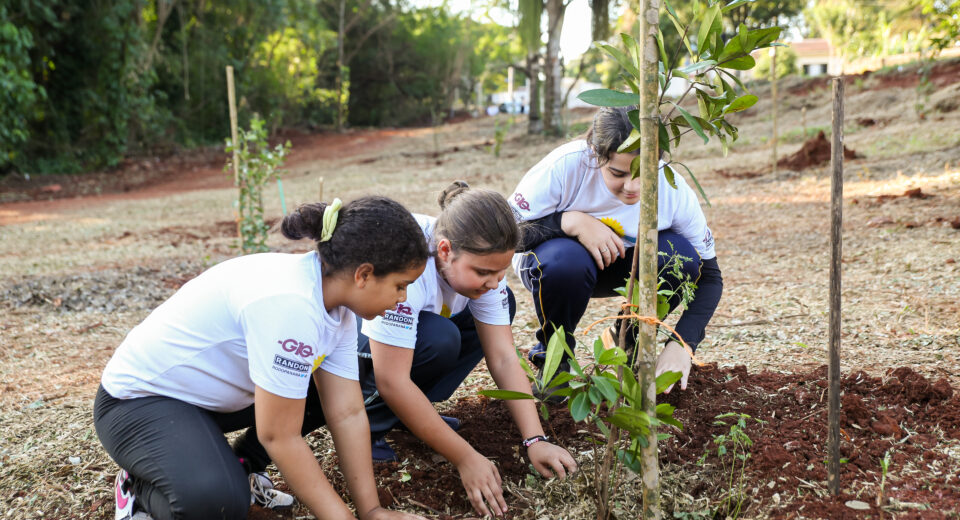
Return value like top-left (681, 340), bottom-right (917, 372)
top-left (777, 130), bottom-right (860, 171)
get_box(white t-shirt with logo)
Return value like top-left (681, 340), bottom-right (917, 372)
top-left (101, 252), bottom-right (359, 413)
top-left (509, 140), bottom-right (716, 264)
top-left (361, 214), bottom-right (511, 349)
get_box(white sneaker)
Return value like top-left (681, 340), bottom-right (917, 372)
top-left (249, 471), bottom-right (295, 510)
top-left (114, 470), bottom-right (153, 520)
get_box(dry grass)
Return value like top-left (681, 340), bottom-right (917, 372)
top-left (1, 75), bottom-right (959, 519)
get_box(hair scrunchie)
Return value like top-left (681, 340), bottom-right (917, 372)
top-left (319, 198), bottom-right (342, 242)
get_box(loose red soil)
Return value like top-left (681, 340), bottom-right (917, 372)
top-left (247, 364), bottom-right (960, 519)
top-left (777, 130), bottom-right (860, 171)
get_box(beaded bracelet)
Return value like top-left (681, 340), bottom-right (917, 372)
top-left (522, 435), bottom-right (549, 448)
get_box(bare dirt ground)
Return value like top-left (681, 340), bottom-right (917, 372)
top-left (2, 61), bottom-right (959, 519)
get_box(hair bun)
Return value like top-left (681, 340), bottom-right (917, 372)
top-left (437, 180), bottom-right (470, 210)
top-left (281, 202), bottom-right (326, 241)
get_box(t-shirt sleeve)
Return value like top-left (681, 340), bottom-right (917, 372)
top-left (467, 278), bottom-right (512, 326)
top-left (315, 311), bottom-right (359, 381)
top-left (509, 154), bottom-right (566, 222)
top-left (239, 296), bottom-right (321, 400)
top-left (360, 278), bottom-right (426, 349)
top-left (664, 170), bottom-right (716, 260)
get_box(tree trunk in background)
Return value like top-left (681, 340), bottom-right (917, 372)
top-left (636, 0), bottom-right (661, 518)
top-left (591, 0), bottom-right (610, 41)
top-left (543, 0), bottom-right (565, 135)
top-left (335, 0), bottom-right (346, 132)
top-left (527, 54), bottom-right (543, 134)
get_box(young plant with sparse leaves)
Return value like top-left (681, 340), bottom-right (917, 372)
top-left (224, 116), bottom-right (291, 254)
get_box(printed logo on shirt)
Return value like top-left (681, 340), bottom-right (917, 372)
top-left (703, 228), bottom-right (714, 250)
top-left (513, 193), bottom-right (530, 211)
top-left (278, 338), bottom-right (314, 358)
top-left (395, 303), bottom-right (413, 315)
top-left (382, 310), bottom-right (414, 329)
top-left (500, 288), bottom-right (509, 309)
top-left (273, 355), bottom-right (310, 377)
top-left (599, 217), bottom-right (625, 237)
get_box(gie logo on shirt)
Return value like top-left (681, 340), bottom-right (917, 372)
top-left (278, 338), bottom-right (313, 358)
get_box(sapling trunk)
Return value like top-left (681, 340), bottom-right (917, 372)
top-left (636, 1), bottom-right (661, 518)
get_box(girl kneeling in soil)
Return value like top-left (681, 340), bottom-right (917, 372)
top-left (359, 183), bottom-right (577, 517)
top-left (94, 197), bottom-right (429, 520)
top-left (509, 106), bottom-right (723, 393)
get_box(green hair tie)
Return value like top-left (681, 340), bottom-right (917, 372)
top-left (319, 198), bottom-right (342, 242)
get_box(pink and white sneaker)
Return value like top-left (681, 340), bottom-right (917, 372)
top-left (115, 469), bottom-right (153, 520)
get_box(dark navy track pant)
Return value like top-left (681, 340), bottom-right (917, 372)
top-left (518, 230), bottom-right (721, 354)
top-left (359, 287), bottom-right (517, 438)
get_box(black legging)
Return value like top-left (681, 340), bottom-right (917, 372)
top-left (94, 385), bottom-right (326, 520)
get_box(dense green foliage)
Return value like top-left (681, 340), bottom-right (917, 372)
top-left (1, 0), bottom-right (521, 174)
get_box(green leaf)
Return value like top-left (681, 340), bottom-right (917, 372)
top-left (656, 27), bottom-right (669, 70)
top-left (657, 293), bottom-right (671, 319)
top-left (717, 33), bottom-right (745, 63)
top-left (598, 347), bottom-right (628, 366)
top-left (738, 22), bottom-right (748, 53)
top-left (621, 73), bottom-right (639, 95)
top-left (400, 471), bottom-right (412, 482)
top-left (723, 94), bottom-right (758, 114)
top-left (607, 408), bottom-right (651, 435)
top-left (628, 109), bottom-right (641, 131)
top-left (658, 121), bottom-right (670, 156)
top-left (593, 336), bottom-right (605, 361)
top-left (478, 389), bottom-right (535, 400)
top-left (620, 33), bottom-right (640, 72)
top-left (617, 128), bottom-right (642, 154)
top-left (673, 161), bottom-right (711, 206)
top-left (617, 448), bottom-right (643, 473)
top-left (697, 3), bottom-right (721, 58)
top-left (750, 27), bottom-right (782, 49)
top-left (662, 163), bottom-right (677, 190)
top-left (591, 375), bottom-right (620, 404)
top-left (541, 327), bottom-right (565, 386)
top-left (588, 386), bottom-right (602, 405)
top-left (721, 0), bottom-right (752, 12)
top-left (656, 370), bottom-right (682, 394)
top-left (678, 59), bottom-right (717, 75)
top-left (599, 43), bottom-right (639, 80)
top-left (719, 55), bottom-right (756, 70)
top-left (672, 103), bottom-right (708, 144)
top-left (546, 371), bottom-right (576, 390)
top-left (570, 392), bottom-right (590, 422)
top-left (577, 89), bottom-right (637, 107)
top-left (630, 154), bottom-right (642, 180)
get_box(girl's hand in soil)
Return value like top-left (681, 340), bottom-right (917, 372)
top-left (656, 340), bottom-right (691, 393)
top-left (360, 506), bottom-right (427, 520)
top-left (457, 450), bottom-right (508, 517)
top-left (560, 211), bottom-right (625, 269)
top-left (527, 442), bottom-right (577, 479)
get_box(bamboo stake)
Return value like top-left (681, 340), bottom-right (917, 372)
top-left (227, 66), bottom-right (241, 240)
top-left (318, 176), bottom-right (325, 202)
top-left (827, 77), bottom-right (844, 496)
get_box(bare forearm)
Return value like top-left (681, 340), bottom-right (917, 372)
top-left (264, 436), bottom-right (353, 520)
top-left (379, 379), bottom-right (475, 465)
top-left (327, 407), bottom-right (382, 519)
top-left (486, 354), bottom-right (545, 439)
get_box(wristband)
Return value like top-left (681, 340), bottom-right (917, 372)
top-left (522, 435), bottom-right (549, 448)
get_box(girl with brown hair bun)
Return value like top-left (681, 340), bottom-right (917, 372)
top-left (357, 181), bottom-right (577, 518)
top-left (95, 196), bottom-right (429, 520)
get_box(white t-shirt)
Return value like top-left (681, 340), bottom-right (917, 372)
top-left (361, 214), bottom-right (511, 349)
top-left (101, 252), bottom-right (359, 413)
top-left (509, 140), bottom-right (716, 263)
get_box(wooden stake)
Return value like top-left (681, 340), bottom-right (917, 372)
top-left (827, 76), bottom-right (844, 496)
top-left (801, 106), bottom-right (807, 138)
top-left (226, 66), bottom-right (241, 240)
top-left (227, 66), bottom-right (239, 186)
top-left (318, 176), bottom-right (325, 202)
top-left (771, 46), bottom-right (778, 176)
